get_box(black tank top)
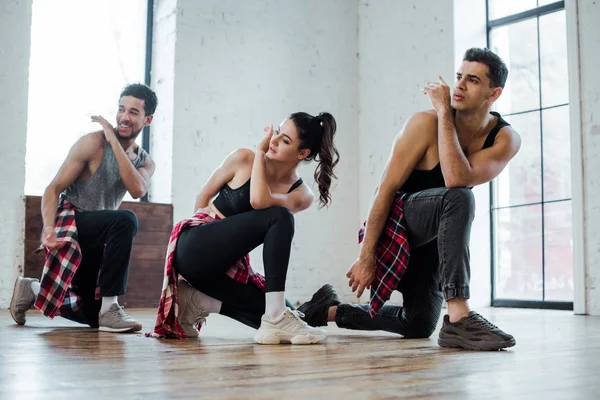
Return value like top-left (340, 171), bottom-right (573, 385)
top-left (212, 178), bottom-right (304, 217)
top-left (400, 111), bottom-right (510, 193)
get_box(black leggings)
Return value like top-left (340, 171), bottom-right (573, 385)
top-left (174, 206), bottom-right (295, 328)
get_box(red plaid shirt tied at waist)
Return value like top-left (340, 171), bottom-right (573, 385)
top-left (358, 191), bottom-right (410, 318)
top-left (149, 208), bottom-right (265, 339)
top-left (34, 197), bottom-right (100, 318)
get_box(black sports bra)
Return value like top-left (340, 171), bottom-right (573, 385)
top-left (212, 178), bottom-right (304, 217)
top-left (400, 111), bottom-right (510, 193)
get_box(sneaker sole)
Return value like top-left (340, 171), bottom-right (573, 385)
top-left (438, 336), bottom-right (516, 351)
top-left (253, 329), bottom-right (327, 345)
top-left (9, 277), bottom-right (26, 325)
top-left (98, 324), bottom-right (143, 333)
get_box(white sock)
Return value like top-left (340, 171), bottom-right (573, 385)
top-left (100, 296), bottom-right (118, 314)
top-left (265, 291), bottom-right (286, 320)
top-left (196, 290), bottom-right (222, 314)
top-left (30, 281), bottom-right (40, 296)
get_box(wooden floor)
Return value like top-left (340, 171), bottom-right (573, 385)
top-left (1, 308), bottom-right (599, 400)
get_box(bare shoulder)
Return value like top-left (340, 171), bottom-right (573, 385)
top-left (219, 148), bottom-right (255, 170)
top-left (143, 152), bottom-right (156, 170)
top-left (297, 181), bottom-right (315, 198)
top-left (71, 131), bottom-right (104, 159)
top-left (395, 110), bottom-right (438, 143)
top-left (495, 125), bottom-right (522, 154)
top-left (410, 110), bottom-right (439, 127)
top-left (292, 181), bottom-right (315, 210)
top-left (230, 148), bottom-right (255, 161)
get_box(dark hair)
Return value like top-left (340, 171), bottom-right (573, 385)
top-left (289, 111), bottom-right (339, 208)
top-left (463, 47), bottom-right (509, 89)
top-left (120, 83), bottom-right (158, 115)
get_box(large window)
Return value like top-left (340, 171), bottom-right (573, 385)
top-left (488, 1), bottom-right (573, 309)
top-left (25, 0), bottom-right (151, 201)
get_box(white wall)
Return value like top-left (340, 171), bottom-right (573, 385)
top-left (149, 0), bottom-right (177, 204)
top-left (0, 0), bottom-right (32, 307)
top-left (357, 0), bottom-right (454, 305)
top-left (168, 0), bottom-right (360, 303)
top-left (576, 0), bottom-right (600, 315)
top-left (453, 0), bottom-right (490, 308)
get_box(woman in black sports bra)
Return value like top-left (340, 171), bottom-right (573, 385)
top-left (174, 111), bottom-right (339, 345)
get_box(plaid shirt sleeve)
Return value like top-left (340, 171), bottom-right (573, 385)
top-left (34, 199), bottom-right (88, 318)
top-left (358, 191), bottom-right (410, 318)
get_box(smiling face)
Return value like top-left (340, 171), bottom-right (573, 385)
top-left (115, 96), bottom-right (153, 141)
top-left (452, 61), bottom-right (503, 111)
top-left (265, 118), bottom-right (310, 163)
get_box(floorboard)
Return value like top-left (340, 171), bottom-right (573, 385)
top-left (1, 308), bottom-right (599, 400)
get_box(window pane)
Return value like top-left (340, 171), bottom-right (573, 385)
top-left (537, 0), bottom-right (563, 6)
top-left (494, 111), bottom-right (541, 207)
top-left (542, 106), bottom-right (571, 201)
top-left (494, 205), bottom-right (543, 300)
top-left (490, 19), bottom-right (540, 114)
top-left (539, 10), bottom-right (568, 107)
top-left (25, 0), bottom-right (147, 200)
top-left (544, 201), bottom-right (573, 301)
top-left (488, 0), bottom-right (537, 20)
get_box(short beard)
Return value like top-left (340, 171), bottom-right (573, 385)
top-left (115, 127), bottom-right (142, 141)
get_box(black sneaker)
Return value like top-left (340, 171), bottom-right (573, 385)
top-left (438, 311), bottom-right (516, 351)
top-left (297, 284), bottom-right (341, 327)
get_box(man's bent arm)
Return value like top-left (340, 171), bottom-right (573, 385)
top-left (437, 108), bottom-right (521, 187)
top-left (360, 114), bottom-right (433, 259)
top-left (109, 140), bottom-right (154, 199)
top-left (41, 135), bottom-right (99, 230)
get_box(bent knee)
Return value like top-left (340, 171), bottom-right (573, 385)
top-left (402, 318), bottom-right (438, 339)
top-left (443, 188), bottom-right (475, 217)
top-left (114, 210), bottom-right (139, 234)
top-left (268, 206), bottom-right (295, 229)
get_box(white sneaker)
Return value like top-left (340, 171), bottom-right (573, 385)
top-left (177, 280), bottom-right (209, 338)
top-left (254, 308), bottom-right (327, 345)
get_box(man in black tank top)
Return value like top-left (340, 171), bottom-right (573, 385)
top-left (300, 48), bottom-right (522, 351)
top-left (9, 84), bottom-right (158, 334)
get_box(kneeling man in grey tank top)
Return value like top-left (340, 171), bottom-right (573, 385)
top-left (10, 84), bottom-right (158, 333)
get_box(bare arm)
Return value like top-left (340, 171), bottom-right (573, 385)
top-left (250, 126), bottom-right (313, 214)
top-left (347, 114), bottom-right (432, 297)
top-left (438, 109), bottom-right (521, 187)
top-left (109, 140), bottom-right (154, 199)
top-left (194, 149), bottom-right (250, 212)
top-left (424, 76), bottom-right (521, 187)
top-left (41, 134), bottom-right (100, 249)
top-left (250, 149), bottom-right (313, 214)
top-left (359, 114), bottom-right (432, 258)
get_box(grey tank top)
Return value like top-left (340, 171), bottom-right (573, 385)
top-left (63, 140), bottom-right (148, 211)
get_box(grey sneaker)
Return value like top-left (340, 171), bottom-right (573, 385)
top-left (10, 277), bottom-right (38, 325)
top-left (98, 304), bottom-right (142, 333)
top-left (177, 280), bottom-right (209, 338)
top-left (438, 311), bottom-right (516, 351)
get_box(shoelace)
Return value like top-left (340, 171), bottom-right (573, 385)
top-left (193, 304), bottom-right (209, 327)
top-left (114, 305), bottom-right (133, 320)
top-left (469, 313), bottom-right (499, 330)
top-left (194, 315), bottom-right (207, 328)
top-left (287, 310), bottom-right (309, 326)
